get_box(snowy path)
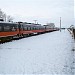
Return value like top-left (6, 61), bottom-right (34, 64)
top-left (0, 29), bottom-right (74, 74)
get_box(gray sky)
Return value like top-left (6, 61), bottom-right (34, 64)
top-left (0, 0), bottom-right (74, 27)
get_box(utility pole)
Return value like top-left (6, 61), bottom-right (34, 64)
top-left (34, 20), bottom-right (37, 24)
top-left (60, 17), bottom-right (61, 32)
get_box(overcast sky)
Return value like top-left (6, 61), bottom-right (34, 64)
top-left (0, 0), bottom-right (74, 27)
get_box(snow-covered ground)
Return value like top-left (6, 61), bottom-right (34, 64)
top-left (0, 29), bottom-right (74, 74)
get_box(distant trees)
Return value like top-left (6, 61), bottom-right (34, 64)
top-left (0, 9), bottom-right (13, 22)
top-left (0, 9), bottom-right (6, 21)
top-left (47, 23), bottom-right (55, 28)
top-left (7, 15), bottom-right (13, 22)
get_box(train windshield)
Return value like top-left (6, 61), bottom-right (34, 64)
top-left (0, 23), bottom-right (18, 32)
top-left (0, 23), bottom-right (3, 32)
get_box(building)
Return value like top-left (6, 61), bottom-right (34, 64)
top-left (44, 23), bottom-right (55, 28)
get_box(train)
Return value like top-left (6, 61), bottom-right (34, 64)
top-left (0, 22), bottom-right (59, 42)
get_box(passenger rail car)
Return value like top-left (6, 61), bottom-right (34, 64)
top-left (0, 22), bottom-right (58, 42)
top-left (19, 22), bottom-right (46, 36)
top-left (0, 22), bottom-right (19, 42)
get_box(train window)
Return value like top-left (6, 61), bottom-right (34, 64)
top-left (39, 27), bottom-right (41, 30)
top-left (10, 24), bottom-right (17, 31)
top-left (29, 27), bottom-right (31, 30)
top-left (4, 26), bottom-right (10, 31)
top-left (18, 25), bottom-right (23, 31)
top-left (37, 27), bottom-right (39, 30)
top-left (37, 27), bottom-right (38, 30)
top-left (35, 27), bottom-right (36, 30)
top-left (36, 27), bottom-right (38, 30)
top-left (31, 27), bottom-right (33, 30)
top-left (24, 26), bottom-right (27, 30)
top-left (21, 25), bottom-right (23, 30)
top-left (11, 27), bottom-right (16, 31)
top-left (34, 27), bottom-right (36, 30)
top-left (0, 26), bottom-right (2, 31)
top-left (26, 27), bottom-right (28, 30)
top-left (35, 27), bottom-right (37, 30)
top-left (28, 27), bottom-right (30, 30)
top-left (29, 27), bottom-right (30, 30)
top-left (33, 27), bottom-right (34, 30)
top-left (33, 27), bottom-right (35, 30)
